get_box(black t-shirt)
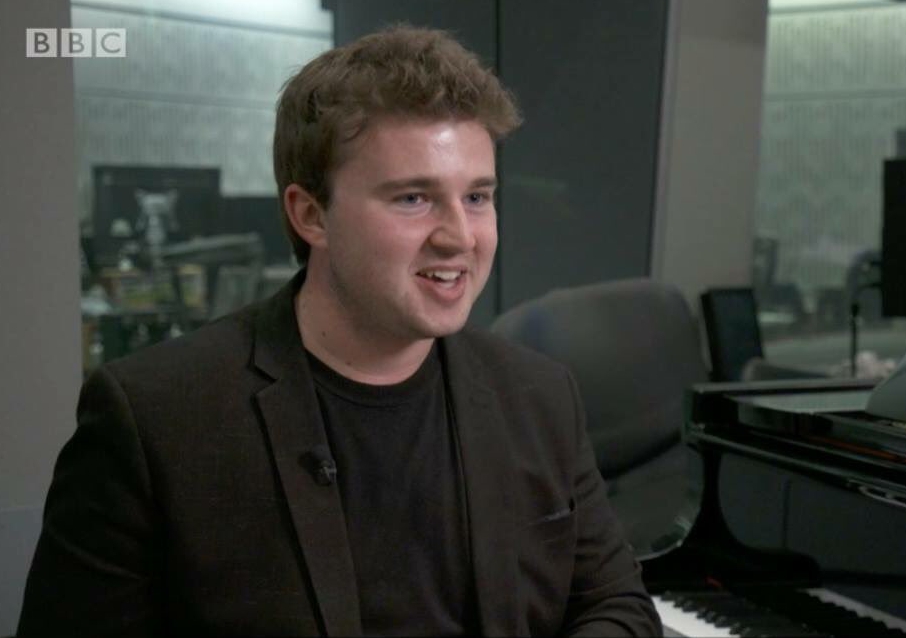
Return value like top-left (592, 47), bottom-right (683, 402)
top-left (307, 345), bottom-right (479, 636)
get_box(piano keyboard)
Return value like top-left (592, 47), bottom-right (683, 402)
top-left (653, 588), bottom-right (906, 637)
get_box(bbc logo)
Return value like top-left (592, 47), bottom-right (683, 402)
top-left (26, 28), bottom-right (127, 58)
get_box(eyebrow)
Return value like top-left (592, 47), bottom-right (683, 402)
top-left (374, 176), bottom-right (498, 193)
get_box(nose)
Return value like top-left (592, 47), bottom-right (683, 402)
top-left (430, 201), bottom-right (476, 253)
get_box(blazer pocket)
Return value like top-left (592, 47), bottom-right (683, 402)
top-left (518, 501), bottom-right (577, 631)
top-left (524, 499), bottom-right (576, 544)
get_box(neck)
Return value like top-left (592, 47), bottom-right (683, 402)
top-left (294, 279), bottom-right (434, 385)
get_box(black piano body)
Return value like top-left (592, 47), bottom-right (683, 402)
top-left (642, 377), bottom-right (906, 637)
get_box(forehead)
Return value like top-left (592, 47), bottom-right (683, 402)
top-left (334, 116), bottom-right (495, 175)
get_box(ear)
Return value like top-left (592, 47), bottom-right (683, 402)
top-left (284, 184), bottom-right (328, 249)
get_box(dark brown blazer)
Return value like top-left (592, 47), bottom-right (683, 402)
top-left (18, 272), bottom-right (660, 637)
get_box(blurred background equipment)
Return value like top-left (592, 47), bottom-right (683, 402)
top-left (881, 159), bottom-right (906, 318)
top-left (80, 164), bottom-right (295, 375)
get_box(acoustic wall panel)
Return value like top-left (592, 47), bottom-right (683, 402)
top-left (497, 0), bottom-right (669, 310)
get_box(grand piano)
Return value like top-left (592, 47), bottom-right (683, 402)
top-left (641, 366), bottom-right (906, 637)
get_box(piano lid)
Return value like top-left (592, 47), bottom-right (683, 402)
top-left (686, 377), bottom-right (906, 489)
top-left (866, 351), bottom-right (906, 423)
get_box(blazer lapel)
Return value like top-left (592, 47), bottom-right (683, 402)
top-left (442, 334), bottom-right (520, 637)
top-left (252, 272), bottom-right (362, 637)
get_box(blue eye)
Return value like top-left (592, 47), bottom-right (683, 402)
top-left (396, 193), bottom-right (427, 206)
top-left (466, 192), bottom-right (492, 206)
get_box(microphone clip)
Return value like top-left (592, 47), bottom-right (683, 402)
top-left (303, 445), bottom-right (337, 486)
top-left (314, 459), bottom-right (337, 486)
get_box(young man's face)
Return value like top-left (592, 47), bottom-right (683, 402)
top-left (315, 117), bottom-right (498, 345)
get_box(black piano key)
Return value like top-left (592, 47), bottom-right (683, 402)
top-left (658, 586), bottom-right (904, 638)
top-left (727, 617), bottom-right (783, 632)
top-left (744, 588), bottom-right (906, 638)
top-left (722, 608), bottom-right (809, 631)
top-left (667, 588), bottom-right (811, 633)
top-left (675, 590), bottom-right (733, 608)
top-left (660, 586), bottom-right (905, 638)
top-left (681, 591), bottom-right (780, 627)
top-left (714, 611), bottom-right (778, 629)
top-left (675, 592), bottom-right (733, 613)
top-left (702, 598), bottom-right (763, 621)
top-left (733, 617), bottom-right (822, 637)
top-left (787, 591), bottom-right (896, 636)
top-left (738, 625), bottom-right (821, 638)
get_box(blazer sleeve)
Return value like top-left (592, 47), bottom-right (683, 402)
top-left (559, 370), bottom-right (663, 637)
top-left (17, 365), bottom-right (163, 637)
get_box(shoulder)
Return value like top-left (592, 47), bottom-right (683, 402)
top-left (452, 326), bottom-right (574, 377)
top-left (82, 302), bottom-right (276, 455)
top-left (448, 327), bottom-right (579, 402)
top-left (448, 329), bottom-right (585, 490)
top-left (101, 302), bottom-right (263, 390)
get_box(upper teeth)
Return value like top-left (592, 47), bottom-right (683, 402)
top-left (422, 270), bottom-right (461, 281)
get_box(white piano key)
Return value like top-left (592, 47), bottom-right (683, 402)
top-left (652, 595), bottom-right (739, 638)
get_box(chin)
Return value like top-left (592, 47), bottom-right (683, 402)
top-left (414, 312), bottom-right (471, 339)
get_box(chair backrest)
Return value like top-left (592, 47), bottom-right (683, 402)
top-left (700, 287), bottom-right (764, 382)
top-left (491, 278), bottom-right (708, 480)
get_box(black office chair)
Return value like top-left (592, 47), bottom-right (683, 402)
top-left (700, 287), bottom-right (826, 382)
top-left (700, 287), bottom-right (766, 382)
top-left (490, 278), bottom-right (706, 559)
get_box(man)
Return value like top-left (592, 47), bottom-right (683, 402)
top-left (18, 26), bottom-right (661, 636)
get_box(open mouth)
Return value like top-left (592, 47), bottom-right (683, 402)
top-left (416, 269), bottom-right (466, 289)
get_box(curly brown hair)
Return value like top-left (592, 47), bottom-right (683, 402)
top-left (273, 24), bottom-right (522, 263)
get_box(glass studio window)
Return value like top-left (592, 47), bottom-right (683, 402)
top-left (73, 0), bottom-right (332, 374)
top-left (753, 0), bottom-right (906, 376)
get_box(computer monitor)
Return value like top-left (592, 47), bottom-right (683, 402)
top-left (92, 165), bottom-right (221, 267)
top-left (701, 287), bottom-right (765, 382)
top-left (219, 195), bottom-right (293, 265)
top-left (881, 159), bottom-right (906, 317)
